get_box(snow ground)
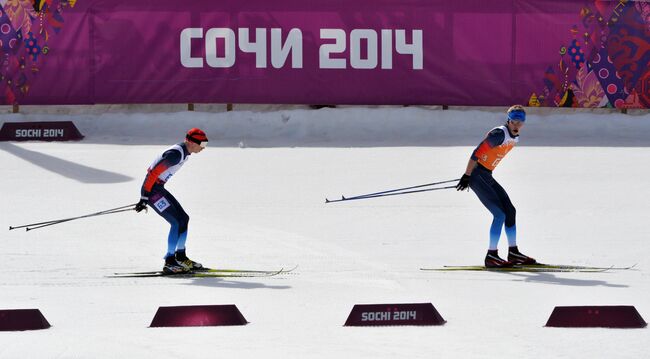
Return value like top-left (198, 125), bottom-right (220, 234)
top-left (1, 106), bottom-right (649, 358)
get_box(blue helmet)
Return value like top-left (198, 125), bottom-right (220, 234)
top-left (507, 105), bottom-right (526, 122)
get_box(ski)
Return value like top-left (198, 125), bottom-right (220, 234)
top-left (107, 268), bottom-right (286, 278)
top-left (420, 265), bottom-right (613, 273)
top-left (112, 264), bottom-right (298, 276)
top-left (424, 263), bottom-right (636, 272)
top-left (512, 263), bottom-right (636, 271)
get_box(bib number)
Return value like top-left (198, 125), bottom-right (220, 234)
top-left (153, 197), bottom-right (171, 212)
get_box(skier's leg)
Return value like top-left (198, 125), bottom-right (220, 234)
top-left (491, 180), bottom-right (517, 247)
top-left (160, 194), bottom-right (202, 269)
top-left (160, 193), bottom-right (189, 251)
top-left (470, 170), bottom-right (507, 250)
top-left (149, 188), bottom-right (185, 258)
top-left (490, 180), bottom-right (537, 264)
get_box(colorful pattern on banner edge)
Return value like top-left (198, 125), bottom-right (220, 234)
top-left (0, 0), bottom-right (74, 106)
top-left (528, 0), bottom-right (650, 109)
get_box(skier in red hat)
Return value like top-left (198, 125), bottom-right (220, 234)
top-left (135, 128), bottom-right (208, 274)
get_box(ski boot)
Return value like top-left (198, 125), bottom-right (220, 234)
top-left (485, 250), bottom-right (514, 268)
top-left (507, 246), bottom-right (537, 265)
top-left (175, 249), bottom-right (204, 271)
top-left (163, 254), bottom-right (190, 274)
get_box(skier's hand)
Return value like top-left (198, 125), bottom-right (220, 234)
top-left (135, 198), bottom-right (148, 213)
top-left (456, 174), bottom-right (470, 191)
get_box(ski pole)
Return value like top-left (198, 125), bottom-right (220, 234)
top-left (23, 208), bottom-right (136, 231)
top-left (9, 203), bottom-right (138, 231)
top-left (9, 203), bottom-right (136, 230)
top-left (325, 185), bottom-right (456, 203)
top-left (18, 207), bottom-right (136, 232)
top-left (325, 178), bottom-right (459, 203)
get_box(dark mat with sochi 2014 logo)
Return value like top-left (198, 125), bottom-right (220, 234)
top-left (0, 121), bottom-right (84, 141)
top-left (344, 303), bottom-right (446, 326)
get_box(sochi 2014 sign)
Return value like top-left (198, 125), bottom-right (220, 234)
top-left (0, 122), bottom-right (84, 142)
top-left (180, 28), bottom-right (423, 70)
top-left (10, 0), bottom-right (646, 108)
top-left (344, 303), bottom-right (446, 326)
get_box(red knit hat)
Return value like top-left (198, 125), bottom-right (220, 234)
top-left (186, 128), bottom-right (208, 144)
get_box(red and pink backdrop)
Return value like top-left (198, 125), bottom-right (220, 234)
top-left (1, 0), bottom-right (648, 108)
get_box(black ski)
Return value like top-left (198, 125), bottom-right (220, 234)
top-left (420, 263), bottom-right (635, 272)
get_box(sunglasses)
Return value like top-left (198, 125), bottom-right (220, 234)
top-left (187, 136), bottom-right (208, 148)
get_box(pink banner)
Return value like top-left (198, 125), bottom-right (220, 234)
top-left (2, 1), bottom-right (649, 108)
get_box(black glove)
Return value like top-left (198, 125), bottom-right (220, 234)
top-left (456, 174), bottom-right (471, 191)
top-left (135, 198), bottom-right (148, 213)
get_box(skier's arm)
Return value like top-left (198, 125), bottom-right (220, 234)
top-left (463, 159), bottom-right (477, 176)
top-left (456, 159), bottom-right (475, 191)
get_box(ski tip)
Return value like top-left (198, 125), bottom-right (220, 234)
top-left (8, 226), bottom-right (13, 230)
top-left (325, 198), bottom-right (330, 203)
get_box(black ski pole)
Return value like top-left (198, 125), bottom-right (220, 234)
top-left (325, 178), bottom-right (459, 203)
top-left (24, 208), bottom-right (136, 231)
top-left (325, 185), bottom-right (456, 203)
top-left (9, 203), bottom-right (138, 231)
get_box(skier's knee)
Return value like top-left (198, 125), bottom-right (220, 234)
top-left (505, 206), bottom-right (516, 227)
top-left (169, 220), bottom-right (180, 232)
top-left (492, 210), bottom-right (506, 224)
top-left (178, 214), bottom-right (189, 233)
